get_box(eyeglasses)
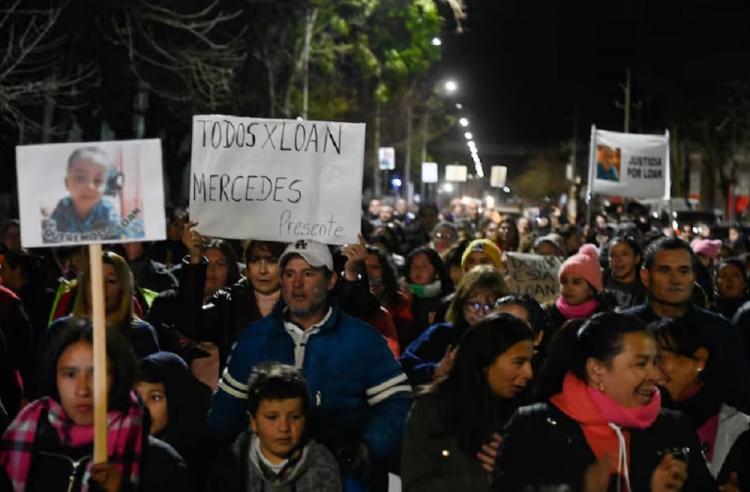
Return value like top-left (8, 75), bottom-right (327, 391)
top-left (464, 300), bottom-right (498, 313)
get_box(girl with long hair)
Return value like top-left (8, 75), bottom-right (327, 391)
top-left (401, 313), bottom-right (533, 492)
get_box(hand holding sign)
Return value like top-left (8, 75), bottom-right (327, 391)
top-left (15, 139), bottom-right (167, 467)
top-left (341, 234), bottom-right (367, 281)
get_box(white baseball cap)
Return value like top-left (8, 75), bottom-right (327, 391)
top-left (278, 239), bottom-right (334, 271)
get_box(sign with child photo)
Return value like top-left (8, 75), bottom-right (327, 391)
top-left (16, 139), bottom-right (166, 247)
top-left (588, 126), bottom-right (671, 200)
top-left (189, 115), bottom-right (366, 245)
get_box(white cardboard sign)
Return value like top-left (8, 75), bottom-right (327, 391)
top-left (504, 252), bottom-right (563, 304)
top-left (16, 139), bottom-right (166, 247)
top-left (378, 147), bottom-right (396, 170)
top-left (445, 165), bottom-right (468, 182)
top-left (189, 115), bottom-right (365, 245)
top-left (490, 166), bottom-right (507, 188)
top-left (422, 162), bottom-right (438, 183)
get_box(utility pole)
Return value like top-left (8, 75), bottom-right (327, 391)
top-left (373, 101), bottom-right (382, 196)
top-left (405, 106), bottom-right (413, 203)
top-left (419, 110), bottom-right (429, 201)
top-left (623, 67), bottom-right (631, 133)
top-left (301, 9), bottom-right (315, 119)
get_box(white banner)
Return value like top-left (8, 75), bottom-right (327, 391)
top-left (378, 147), bottom-right (395, 170)
top-left (490, 166), bottom-right (507, 188)
top-left (445, 165), bottom-right (467, 182)
top-left (16, 139), bottom-right (165, 247)
top-left (588, 127), bottom-right (670, 200)
top-left (422, 162), bottom-right (438, 183)
top-left (189, 115), bottom-right (365, 245)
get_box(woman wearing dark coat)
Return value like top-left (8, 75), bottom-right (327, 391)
top-left (493, 313), bottom-right (716, 492)
top-left (401, 313), bottom-right (534, 492)
top-left (652, 316), bottom-right (750, 491)
top-left (0, 318), bottom-right (191, 492)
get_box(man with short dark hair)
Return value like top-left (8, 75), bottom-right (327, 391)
top-left (623, 236), bottom-right (750, 406)
top-left (209, 239), bottom-right (411, 490)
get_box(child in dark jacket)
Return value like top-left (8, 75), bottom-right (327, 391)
top-left (209, 362), bottom-right (341, 492)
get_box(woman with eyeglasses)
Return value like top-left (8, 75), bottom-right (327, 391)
top-left (400, 266), bottom-right (508, 386)
top-left (401, 313), bottom-right (534, 492)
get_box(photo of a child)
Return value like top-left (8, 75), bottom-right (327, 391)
top-left (16, 138), bottom-right (165, 248)
top-left (45, 147), bottom-right (121, 237)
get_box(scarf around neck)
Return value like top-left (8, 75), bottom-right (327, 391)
top-left (555, 296), bottom-right (599, 320)
top-left (0, 393), bottom-right (145, 492)
top-left (551, 373), bottom-right (661, 489)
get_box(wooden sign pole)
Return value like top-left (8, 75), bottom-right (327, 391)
top-left (89, 243), bottom-right (108, 463)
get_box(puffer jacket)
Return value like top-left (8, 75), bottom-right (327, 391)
top-left (208, 301), bottom-right (412, 462)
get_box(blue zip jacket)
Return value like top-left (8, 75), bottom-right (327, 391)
top-left (208, 301), bottom-right (412, 461)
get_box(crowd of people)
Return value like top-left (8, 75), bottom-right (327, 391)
top-left (0, 194), bottom-right (748, 491)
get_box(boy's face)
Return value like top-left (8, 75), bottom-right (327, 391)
top-left (250, 397), bottom-right (306, 463)
top-left (65, 159), bottom-right (107, 212)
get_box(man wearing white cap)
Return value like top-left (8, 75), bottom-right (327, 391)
top-left (209, 238), bottom-right (411, 490)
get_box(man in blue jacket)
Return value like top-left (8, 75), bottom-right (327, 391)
top-left (208, 238), bottom-right (411, 490)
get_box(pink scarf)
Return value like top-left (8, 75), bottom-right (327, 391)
top-left (0, 392), bottom-right (144, 492)
top-left (587, 382), bottom-right (662, 430)
top-left (552, 373), bottom-right (661, 489)
top-left (555, 296), bottom-right (599, 320)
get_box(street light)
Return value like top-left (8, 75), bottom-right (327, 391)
top-left (431, 37), bottom-right (442, 46)
top-left (464, 132), bottom-right (473, 140)
top-left (455, 103), bottom-right (463, 110)
top-left (459, 117), bottom-right (469, 127)
top-left (444, 79), bottom-right (458, 94)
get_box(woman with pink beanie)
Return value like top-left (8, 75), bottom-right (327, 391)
top-left (543, 244), bottom-right (612, 358)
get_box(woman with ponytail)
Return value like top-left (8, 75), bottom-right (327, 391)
top-left (492, 312), bottom-right (716, 492)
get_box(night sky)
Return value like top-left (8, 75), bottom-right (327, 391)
top-left (439, 0), bottom-right (750, 169)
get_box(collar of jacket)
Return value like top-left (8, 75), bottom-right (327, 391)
top-left (642, 299), bottom-right (698, 320)
top-left (272, 298), bottom-right (343, 335)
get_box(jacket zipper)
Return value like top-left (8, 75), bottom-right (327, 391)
top-left (37, 451), bottom-right (90, 492)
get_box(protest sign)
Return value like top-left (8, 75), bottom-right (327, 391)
top-left (445, 164), bottom-right (468, 182)
top-left (588, 126), bottom-right (670, 200)
top-left (490, 166), bottom-right (507, 188)
top-left (422, 162), bottom-right (438, 183)
top-left (189, 115), bottom-right (365, 245)
top-left (504, 252), bottom-right (563, 304)
top-left (379, 147), bottom-right (396, 170)
top-left (16, 139), bottom-right (166, 247)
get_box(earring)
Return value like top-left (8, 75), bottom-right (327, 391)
top-left (697, 367), bottom-right (703, 373)
top-left (597, 381), bottom-right (605, 392)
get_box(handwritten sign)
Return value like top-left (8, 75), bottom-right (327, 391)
top-left (16, 139), bottom-right (166, 247)
top-left (504, 252), bottom-right (563, 304)
top-left (189, 115), bottom-right (365, 245)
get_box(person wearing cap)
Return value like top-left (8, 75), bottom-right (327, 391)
top-left (622, 237), bottom-right (750, 411)
top-left (208, 238), bottom-right (411, 491)
top-left (461, 239), bottom-right (502, 273)
top-left (691, 238), bottom-right (723, 306)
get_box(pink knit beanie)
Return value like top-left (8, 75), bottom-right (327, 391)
top-left (558, 244), bottom-right (603, 292)
top-left (691, 238), bottom-right (722, 259)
